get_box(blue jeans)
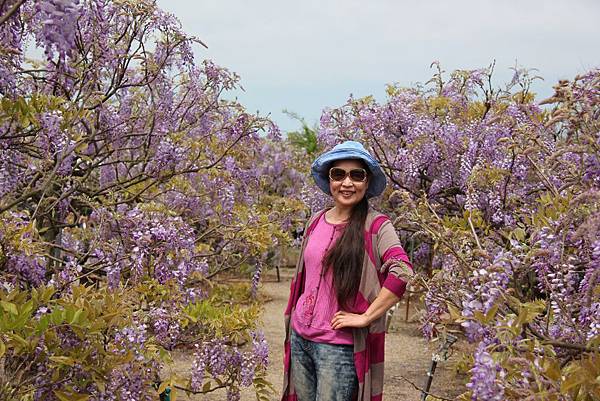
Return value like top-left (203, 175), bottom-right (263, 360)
top-left (291, 330), bottom-right (358, 401)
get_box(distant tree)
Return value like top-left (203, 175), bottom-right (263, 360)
top-left (283, 110), bottom-right (319, 155)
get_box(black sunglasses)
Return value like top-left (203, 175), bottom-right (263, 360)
top-left (328, 167), bottom-right (368, 182)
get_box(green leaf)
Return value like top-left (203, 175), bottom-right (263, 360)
top-left (21, 300), bottom-right (34, 316)
top-left (543, 359), bottom-right (561, 381)
top-left (1, 301), bottom-right (18, 315)
top-left (0, 338), bottom-right (5, 358)
top-left (50, 309), bottom-right (65, 325)
top-left (54, 390), bottom-right (90, 401)
top-left (513, 227), bottom-right (526, 241)
top-left (473, 310), bottom-right (486, 323)
top-left (446, 302), bottom-right (463, 321)
top-left (9, 333), bottom-right (29, 350)
top-left (561, 371), bottom-right (585, 393)
top-left (54, 391), bottom-right (71, 401)
top-left (70, 309), bottom-right (84, 325)
top-left (485, 304), bottom-right (499, 324)
top-left (49, 356), bottom-right (76, 367)
top-left (36, 314), bottom-right (50, 334)
top-left (65, 307), bottom-right (76, 324)
top-left (94, 376), bottom-right (106, 393)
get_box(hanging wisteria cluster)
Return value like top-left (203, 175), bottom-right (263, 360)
top-left (0, 0), bottom-right (306, 400)
top-left (316, 64), bottom-right (600, 399)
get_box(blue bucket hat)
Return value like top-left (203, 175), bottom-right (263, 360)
top-left (311, 141), bottom-right (387, 198)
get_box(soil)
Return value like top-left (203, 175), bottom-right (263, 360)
top-left (170, 267), bottom-right (467, 400)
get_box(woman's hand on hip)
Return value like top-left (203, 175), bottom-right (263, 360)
top-left (331, 311), bottom-right (370, 329)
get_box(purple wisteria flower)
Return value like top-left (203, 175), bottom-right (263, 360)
top-left (32, 0), bottom-right (82, 60)
top-left (190, 332), bottom-right (269, 394)
top-left (466, 343), bottom-right (506, 401)
top-left (251, 262), bottom-right (262, 297)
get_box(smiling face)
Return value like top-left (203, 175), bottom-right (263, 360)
top-left (328, 159), bottom-right (369, 209)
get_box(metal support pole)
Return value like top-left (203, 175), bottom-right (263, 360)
top-left (420, 334), bottom-right (457, 401)
top-left (421, 358), bottom-right (438, 401)
top-left (405, 237), bottom-right (415, 322)
top-left (404, 285), bottom-right (411, 321)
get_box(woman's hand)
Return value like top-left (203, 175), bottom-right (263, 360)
top-left (331, 311), bottom-right (370, 330)
top-left (331, 288), bottom-right (401, 330)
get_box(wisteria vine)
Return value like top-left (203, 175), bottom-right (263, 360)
top-left (0, 1), bottom-right (306, 400)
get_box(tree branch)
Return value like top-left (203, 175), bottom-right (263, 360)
top-left (394, 374), bottom-right (456, 401)
top-left (0, 0), bottom-right (26, 26)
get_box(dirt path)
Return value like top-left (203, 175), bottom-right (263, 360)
top-left (172, 268), bottom-right (465, 400)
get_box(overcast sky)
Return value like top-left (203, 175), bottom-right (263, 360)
top-left (157, 0), bottom-right (600, 132)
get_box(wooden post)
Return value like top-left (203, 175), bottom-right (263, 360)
top-left (276, 243), bottom-right (283, 282)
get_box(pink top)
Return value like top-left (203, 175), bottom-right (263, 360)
top-left (291, 212), bottom-right (354, 344)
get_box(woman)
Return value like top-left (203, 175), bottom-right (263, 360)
top-left (282, 141), bottom-right (413, 401)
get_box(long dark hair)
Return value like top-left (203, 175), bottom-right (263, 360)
top-left (323, 171), bottom-right (370, 309)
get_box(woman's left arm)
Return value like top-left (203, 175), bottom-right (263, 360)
top-left (331, 287), bottom-right (399, 329)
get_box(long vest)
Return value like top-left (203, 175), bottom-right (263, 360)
top-left (282, 208), bottom-right (412, 401)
